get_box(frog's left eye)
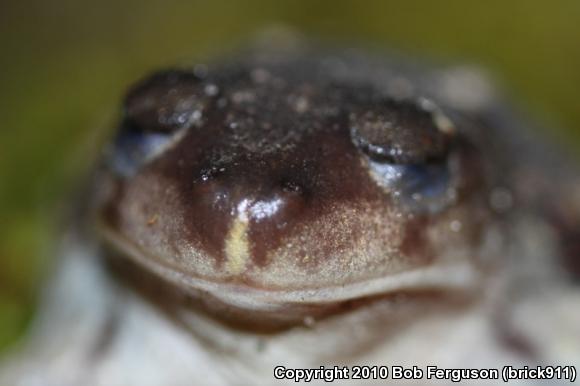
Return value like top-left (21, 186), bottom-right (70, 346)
top-left (108, 69), bottom-right (216, 176)
top-left (350, 98), bottom-right (458, 213)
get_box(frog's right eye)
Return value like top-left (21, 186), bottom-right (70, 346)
top-left (350, 98), bottom-right (454, 164)
top-left (350, 98), bottom-right (458, 213)
top-left (107, 69), bottom-right (216, 176)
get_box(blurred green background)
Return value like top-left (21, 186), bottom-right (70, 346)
top-left (1, 0), bottom-right (579, 352)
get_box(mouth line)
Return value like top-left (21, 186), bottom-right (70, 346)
top-left (99, 225), bottom-right (480, 312)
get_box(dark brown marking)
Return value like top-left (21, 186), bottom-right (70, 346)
top-left (400, 216), bottom-right (433, 265)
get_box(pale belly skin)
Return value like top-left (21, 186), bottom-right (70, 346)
top-left (1, 42), bottom-right (579, 385)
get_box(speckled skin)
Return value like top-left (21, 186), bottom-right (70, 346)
top-left (1, 43), bottom-right (579, 385)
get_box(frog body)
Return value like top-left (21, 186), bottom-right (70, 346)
top-left (1, 44), bottom-right (579, 385)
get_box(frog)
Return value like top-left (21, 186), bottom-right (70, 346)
top-left (1, 40), bottom-right (579, 386)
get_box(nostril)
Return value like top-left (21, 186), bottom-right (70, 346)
top-left (281, 180), bottom-right (305, 195)
top-left (277, 179), bottom-right (312, 214)
top-left (198, 164), bottom-right (228, 183)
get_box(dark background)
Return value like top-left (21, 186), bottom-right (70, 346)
top-left (1, 0), bottom-right (579, 351)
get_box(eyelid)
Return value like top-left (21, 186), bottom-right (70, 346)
top-left (123, 69), bottom-right (210, 133)
top-left (349, 97), bottom-right (455, 165)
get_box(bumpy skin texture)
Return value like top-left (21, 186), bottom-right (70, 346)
top-left (1, 44), bottom-right (579, 385)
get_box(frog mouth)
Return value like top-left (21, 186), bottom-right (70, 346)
top-left (100, 224), bottom-right (480, 313)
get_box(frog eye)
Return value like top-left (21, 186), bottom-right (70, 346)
top-left (350, 98), bottom-right (458, 213)
top-left (108, 69), bottom-right (217, 176)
